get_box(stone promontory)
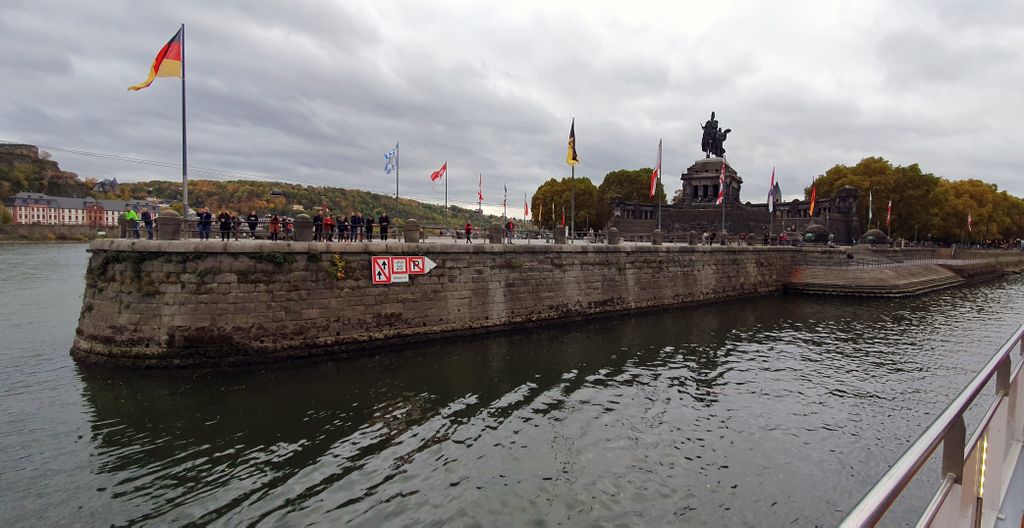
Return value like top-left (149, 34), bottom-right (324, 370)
top-left (72, 240), bottom-right (1024, 367)
top-left (73, 240), bottom-right (816, 366)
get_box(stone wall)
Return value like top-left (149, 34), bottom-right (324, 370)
top-left (72, 240), bottom-right (826, 367)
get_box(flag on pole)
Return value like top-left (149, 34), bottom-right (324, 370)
top-left (385, 144), bottom-right (398, 174)
top-left (538, 202), bottom-right (542, 225)
top-left (566, 119), bottom-right (579, 166)
top-left (886, 199), bottom-right (892, 226)
top-left (968, 213), bottom-right (973, 232)
top-left (128, 27), bottom-right (183, 91)
top-left (477, 173), bottom-right (483, 201)
top-left (868, 190), bottom-right (873, 224)
top-left (715, 159), bottom-right (726, 205)
top-left (809, 185), bottom-right (817, 217)
top-left (503, 184), bottom-right (507, 207)
top-left (430, 162), bottom-right (447, 182)
top-left (767, 167), bottom-right (776, 213)
top-left (649, 139), bottom-right (662, 198)
top-left (524, 193), bottom-right (529, 218)
top-left (561, 206), bottom-right (566, 226)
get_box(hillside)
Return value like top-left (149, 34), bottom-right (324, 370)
top-left (0, 144), bottom-right (93, 200)
top-left (118, 179), bottom-right (501, 227)
top-left (0, 143), bottom-right (503, 228)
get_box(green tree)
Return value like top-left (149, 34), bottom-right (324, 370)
top-left (530, 176), bottom-right (600, 230)
top-left (0, 203), bottom-right (12, 224)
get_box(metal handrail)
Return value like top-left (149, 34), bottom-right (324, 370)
top-left (840, 322), bottom-right (1024, 526)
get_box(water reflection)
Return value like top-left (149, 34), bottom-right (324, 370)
top-left (70, 278), bottom-right (1024, 526)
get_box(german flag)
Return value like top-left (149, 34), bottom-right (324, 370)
top-left (566, 119), bottom-right (579, 166)
top-left (128, 27), bottom-right (183, 91)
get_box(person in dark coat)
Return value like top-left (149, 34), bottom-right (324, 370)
top-left (198, 208), bottom-right (213, 240)
top-left (246, 210), bottom-right (259, 239)
top-left (313, 212), bottom-right (324, 241)
top-left (378, 212), bottom-right (390, 241)
top-left (218, 210), bottom-right (232, 241)
top-left (231, 214), bottom-right (242, 241)
top-left (140, 208), bottom-right (154, 240)
top-left (365, 214), bottom-right (375, 242)
top-left (338, 215), bottom-right (349, 242)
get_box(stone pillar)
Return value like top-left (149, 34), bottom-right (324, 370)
top-left (651, 229), bottom-right (663, 246)
top-left (488, 224), bottom-right (503, 244)
top-left (719, 231), bottom-right (728, 245)
top-left (294, 214), bottom-right (314, 241)
top-left (404, 219), bottom-right (421, 243)
top-left (553, 227), bottom-right (566, 244)
top-left (156, 209), bottom-right (182, 240)
top-left (607, 227), bottom-right (620, 245)
top-left (688, 231), bottom-right (698, 245)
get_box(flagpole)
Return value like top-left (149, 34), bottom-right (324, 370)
top-left (656, 139), bottom-right (662, 232)
top-left (179, 23), bottom-right (188, 220)
top-left (444, 162), bottom-right (448, 227)
top-left (570, 165), bottom-right (575, 244)
top-left (395, 143), bottom-right (400, 221)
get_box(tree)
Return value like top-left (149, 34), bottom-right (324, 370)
top-left (0, 203), bottom-right (11, 224)
top-left (530, 176), bottom-right (600, 230)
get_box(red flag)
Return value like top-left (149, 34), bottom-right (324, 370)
top-left (649, 139), bottom-right (662, 198)
top-left (968, 213), bottom-right (973, 232)
top-left (524, 194), bottom-right (529, 218)
top-left (430, 162), bottom-right (447, 182)
top-left (561, 207), bottom-right (565, 226)
top-left (809, 186), bottom-right (817, 216)
top-left (886, 200), bottom-right (892, 226)
top-left (716, 159), bottom-right (726, 205)
top-left (477, 173), bottom-right (483, 201)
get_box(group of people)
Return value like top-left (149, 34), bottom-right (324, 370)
top-left (192, 208), bottom-right (294, 241)
top-left (312, 211), bottom-right (391, 242)
top-left (120, 206), bottom-right (155, 239)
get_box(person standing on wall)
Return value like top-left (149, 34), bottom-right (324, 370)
top-left (338, 215), bottom-right (349, 242)
top-left (124, 207), bottom-right (141, 239)
top-left (324, 213), bottom-right (335, 242)
top-left (505, 218), bottom-right (515, 244)
top-left (218, 210), bottom-right (232, 241)
top-left (365, 213), bottom-right (375, 242)
top-left (197, 208), bottom-right (212, 240)
top-left (269, 214), bottom-right (280, 241)
top-left (378, 211), bottom-right (390, 241)
top-left (246, 210), bottom-right (259, 239)
top-left (231, 213), bottom-right (242, 241)
top-left (464, 222), bottom-right (473, 244)
top-left (140, 208), bottom-right (154, 240)
top-left (313, 211), bottom-right (324, 241)
top-left (351, 212), bottom-right (364, 242)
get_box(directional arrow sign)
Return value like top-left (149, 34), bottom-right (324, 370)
top-left (408, 256), bottom-right (436, 275)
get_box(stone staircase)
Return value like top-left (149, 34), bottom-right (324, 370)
top-left (787, 264), bottom-right (965, 297)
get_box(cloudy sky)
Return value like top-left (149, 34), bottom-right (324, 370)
top-left (2, 0), bottom-right (1022, 214)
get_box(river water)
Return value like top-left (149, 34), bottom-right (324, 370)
top-left (1, 243), bottom-right (1021, 527)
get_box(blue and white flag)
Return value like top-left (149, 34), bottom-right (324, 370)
top-left (384, 143), bottom-right (398, 175)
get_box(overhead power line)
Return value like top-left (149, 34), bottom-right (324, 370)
top-left (0, 140), bottom-right (531, 212)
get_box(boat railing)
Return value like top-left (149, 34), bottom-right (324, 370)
top-left (841, 322), bottom-right (1024, 526)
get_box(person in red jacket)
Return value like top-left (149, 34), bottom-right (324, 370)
top-left (464, 222), bottom-right (473, 244)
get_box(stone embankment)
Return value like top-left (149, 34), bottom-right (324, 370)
top-left (786, 256), bottom-right (1024, 297)
top-left (71, 240), bottom-right (1024, 367)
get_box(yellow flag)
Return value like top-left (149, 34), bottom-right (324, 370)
top-left (566, 118), bottom-right (579, 166)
